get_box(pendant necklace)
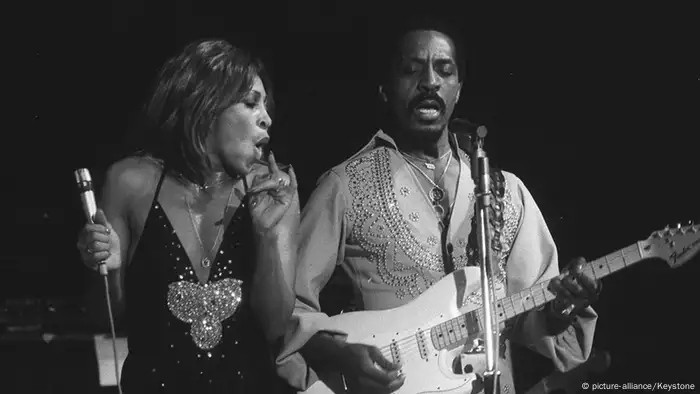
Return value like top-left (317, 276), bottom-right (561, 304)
top-left (185, 184), bottom-right (235, 268)
top-left (401, 151), bottom-right (453, 220)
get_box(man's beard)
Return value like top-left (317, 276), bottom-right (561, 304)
top-left (406, 119), bottom-right (448, 142)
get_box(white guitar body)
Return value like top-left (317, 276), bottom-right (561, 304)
top-left (304, 267), bottom-right (495, 394)
top-left (301, 223), bottom-right (700, 394)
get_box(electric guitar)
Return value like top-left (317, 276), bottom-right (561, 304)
top-left (302, 223), bottom-right (700, 394)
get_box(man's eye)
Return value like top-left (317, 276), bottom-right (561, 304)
top-left (439, 66), bottom-right (455, 75)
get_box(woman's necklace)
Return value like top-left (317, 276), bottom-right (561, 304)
top-left (196, 172), bottom-right (235, 192)
top-left (184, 185), bottom-right (235, 268)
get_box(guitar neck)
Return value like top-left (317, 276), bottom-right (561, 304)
top-left (430, 242), bottom-right (646, 350)
top-left (497, 242), bottom-right (645, 322)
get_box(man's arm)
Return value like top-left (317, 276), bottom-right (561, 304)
top-left (276, 169), bottom-right (350, 390)
top-left (504, 174), bottom-right (597, 373)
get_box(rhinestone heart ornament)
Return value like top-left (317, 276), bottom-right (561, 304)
top-left (167, 278), bottom-right (243, 349)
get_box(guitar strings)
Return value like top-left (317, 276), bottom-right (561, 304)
top-left (376, 307), bottom-right (491, 361)
top-left (373, 271), bottom-right (561, 356)
top-left (373, 243), bottom-right (634, 363)
top-left (375, 292), bottom-right (553, 362)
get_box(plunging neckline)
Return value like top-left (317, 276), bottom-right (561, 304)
top-left (155, 201), bottom-right (241, 285)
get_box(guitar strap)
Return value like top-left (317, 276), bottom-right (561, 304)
top-left (465, 166), bottom-right (506, 277)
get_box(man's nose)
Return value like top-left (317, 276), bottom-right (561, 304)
top-left (418, 68), bottom-right (440, 92)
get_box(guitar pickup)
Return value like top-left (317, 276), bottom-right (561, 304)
top-left (415, 330), bottom-right (430, 361)
top-left (390, 339), bottom-right (401, 365)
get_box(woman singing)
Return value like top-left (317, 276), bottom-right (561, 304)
top-left (76, 39), bottom-right (298, 393)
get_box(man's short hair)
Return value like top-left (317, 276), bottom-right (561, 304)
top-left (369, 14), bottom-right (468, 86)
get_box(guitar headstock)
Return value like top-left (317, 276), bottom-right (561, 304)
top-left (639, 222), bottom-right (700, 268)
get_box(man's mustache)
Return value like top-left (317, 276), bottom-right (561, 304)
top-left (409, 93), bottom-right (446, 112)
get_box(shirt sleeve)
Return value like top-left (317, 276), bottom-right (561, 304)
top-left (505, 174), bottom-right (598, 373)
top-left (276, 169), bottom-right (350, 390)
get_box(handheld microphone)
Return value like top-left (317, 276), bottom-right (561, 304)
top-left (74, 168), bottom-right (108, 276)
top-left (74, 168), bottom-right (123, 393)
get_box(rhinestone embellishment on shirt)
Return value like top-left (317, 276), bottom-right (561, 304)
top-left (167, 278), bottom-right (243, 350)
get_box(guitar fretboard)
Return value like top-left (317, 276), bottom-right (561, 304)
top-left (430, 242), bottom-right (645, 350)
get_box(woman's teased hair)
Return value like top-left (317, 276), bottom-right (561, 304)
top-left (139, 38), bottom-right (273, 186)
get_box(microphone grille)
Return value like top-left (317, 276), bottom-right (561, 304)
top-left (476, 125), bottom-right (488, 139)
top-left (74, 168), bottom-right (92, 184)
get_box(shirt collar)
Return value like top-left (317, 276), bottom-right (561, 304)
top-left (358, 129), bottom-right (469, 163)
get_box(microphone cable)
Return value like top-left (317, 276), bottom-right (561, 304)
top-left (100, 270), bottom-right (123, 394)
top-left (74, 168), bottom-right (123, 394)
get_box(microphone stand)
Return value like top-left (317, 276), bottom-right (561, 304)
top-left (470, 126), bottom-right (501, 394)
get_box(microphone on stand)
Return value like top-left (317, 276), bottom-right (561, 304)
top-left (454, 118), bottom-right (501, 394)
top-left (450, 117), bottom-right (481, 156)
top-left (451, 118), bottom-right (496, 178)
top-left (74, 168), bottom-right (108, 276)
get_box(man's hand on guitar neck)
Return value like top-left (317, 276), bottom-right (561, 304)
top-left (546, 257), bottom-right (602, 332)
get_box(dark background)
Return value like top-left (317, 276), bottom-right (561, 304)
top-left (5, 1), bottom-right (699, 392)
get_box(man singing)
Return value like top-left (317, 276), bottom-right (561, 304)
top-left (277, 17), bottom-right (601, 394)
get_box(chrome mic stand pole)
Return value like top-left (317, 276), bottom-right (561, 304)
top-left (470, 126), bottom-right (501, 394)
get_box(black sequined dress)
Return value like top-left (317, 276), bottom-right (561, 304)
top-left (120, 171), bottom-right (292, 393)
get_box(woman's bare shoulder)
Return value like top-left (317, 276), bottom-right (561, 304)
top-left (104, 156), bottom-right (163, 200)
